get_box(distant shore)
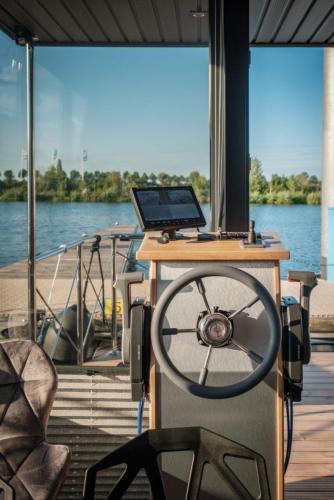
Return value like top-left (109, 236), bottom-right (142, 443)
top-left (0, 158), bottom-right (321, 205)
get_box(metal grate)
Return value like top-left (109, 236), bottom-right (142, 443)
top-left (48, 370), bottom-right (150, 499)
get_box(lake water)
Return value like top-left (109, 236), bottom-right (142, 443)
top-left (0, 202), bottom-right (321, 278)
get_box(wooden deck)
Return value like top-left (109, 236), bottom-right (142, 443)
top-left (285, 351), bottom-right (334, 499)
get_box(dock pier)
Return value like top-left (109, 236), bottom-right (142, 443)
top-left (0, 224), bottom-right (140, 335)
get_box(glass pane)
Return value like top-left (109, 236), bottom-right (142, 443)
top-left (34, 47), bottom-right (209, 363)
top-left (249, 48), bottom-right (322, 278)
top-left (34, 46), bottom-right (209, 248)
top-left (0, 32), bottom-right (28, 340)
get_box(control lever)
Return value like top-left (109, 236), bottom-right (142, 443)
top-left (287, 270), bottom-right (318, 364)
top-left (115, 272), bottom-right (144, 364)
top-left (239, 220), bottom-right (264, 247)
top-left (248, 219), bottom-right (257, 244)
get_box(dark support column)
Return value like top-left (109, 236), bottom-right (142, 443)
top-left (209, 0), bottom-right (249, 231)
top-left (26, 41), bottom-right (36, 340)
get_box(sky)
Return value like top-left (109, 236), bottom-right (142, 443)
top-left (250, 48), bottom-right (323, 178)
top-left (0, 31), bottom-right (324, 179)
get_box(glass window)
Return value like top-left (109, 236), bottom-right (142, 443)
top-left (34, 47), bottom-right (209, 249)
top-left (33, 47), bottom-right (209, 362)
top-left (0, 31), bottom-right (28, 339)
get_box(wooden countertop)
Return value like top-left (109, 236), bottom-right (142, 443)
top-left (136, 232), bottom-right (290, 261)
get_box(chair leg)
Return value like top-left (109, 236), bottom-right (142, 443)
top-left (145, 460), bottom-right (167, 500)
top-left (107, 466), bottom-right (139, 500)
top-left (0, 478), bottom-right (14, 500)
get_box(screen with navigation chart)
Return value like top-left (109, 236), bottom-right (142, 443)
top-left (130, 186), bottom-right (206, 232)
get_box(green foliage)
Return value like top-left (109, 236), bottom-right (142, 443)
top-left (0, 164), bottom-right (212, 203)
top-left (0, 158), bottom-right (322, 205)
top-left (250, 191), bottom-right (267, 204)
top-left (250, 158), bottom-right (268, 194)
top-left (290, 192), bottom-right (307, 204)
top-left (267, 190), bottom-right (293, 205)
top-left (306, 191), bottom-right (321, 205)
top-left (250, 162), bottom-right (321, 205)
top-left (269, 174), bottom-right (288, 193)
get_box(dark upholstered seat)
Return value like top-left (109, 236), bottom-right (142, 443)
top-left (0, 340), bottom-right (70, 500)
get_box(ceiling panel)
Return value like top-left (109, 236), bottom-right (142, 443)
top-left (37, 0), bottom-right (90, 42)
top-left (292, 0), bottom-right (334, 43)
top-left (130, 0), bottom-right (162, 43)
top-left (256, 0), bottom-right (293, 43)
top-left (63, 0), bottom-right (108, 43)
top-left (175, 0), bottom-right (200, 43)
top-left (274, 0), bottom-right (314, 43)
top-left (110, 0), bottom-right (144, 43)
top-left (0, 5), bottom-right (18, 39)
top-left (200, 0), bottom-right (209, 43)
top-left (311, 9), bottom-right (334, 43)
top-left (154, 0), bottom-right (179, 43)
top-left (0, 0), bottom-right (54, 41)
top-left (86, 0), bottom-right (125, 43)
top-left (250, 0), bottom-right (269, 42)
top-left (15, 0), bottom-right (69, 42)
top-left (0, 0), bottom-right (334, 46)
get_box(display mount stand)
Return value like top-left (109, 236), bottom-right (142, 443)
top-left (157, 229), bottom-right (179, 244)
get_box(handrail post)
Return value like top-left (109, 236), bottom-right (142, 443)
top-left (77, 243), bottom-right (84, 365)
top-left (111, 237), bottom-right (118, 350)
top-left (26, 39), bottom-right (36, 340)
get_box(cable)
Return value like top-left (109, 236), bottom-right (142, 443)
top-left (284, 396), bottom-right (290, 473)
top-left (284, 396), bottom-right (294, 473)
top-left (137, 398), bottom-right (144, 435)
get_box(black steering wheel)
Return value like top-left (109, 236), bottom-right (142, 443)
top-left (151, 264), bottom-right (281, 399)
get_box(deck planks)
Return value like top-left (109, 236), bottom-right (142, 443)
top-left (285, 351), bottom-right (334, 499)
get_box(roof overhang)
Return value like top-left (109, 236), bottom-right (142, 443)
top-left (0, 0), bottom-right (333, 48)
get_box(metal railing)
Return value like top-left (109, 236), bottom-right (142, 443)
top-left (34, 228), bottom-right (145, 365)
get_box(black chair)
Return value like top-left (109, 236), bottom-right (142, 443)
top-left (83, 427), bottom-right (270, 500)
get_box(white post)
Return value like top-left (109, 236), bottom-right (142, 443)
top-left (321, 49), bottom-right (334, 279)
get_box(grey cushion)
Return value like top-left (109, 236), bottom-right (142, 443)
top-left (0, 340), bottom-right (70, 499)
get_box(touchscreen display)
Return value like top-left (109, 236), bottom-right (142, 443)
top-left (131, 186), bottom-right (206, 231)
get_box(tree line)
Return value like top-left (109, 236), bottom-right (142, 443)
top-left (0, 157), bottom-right (321, 204)
top-left (249, 158), bottom-right (321, 205)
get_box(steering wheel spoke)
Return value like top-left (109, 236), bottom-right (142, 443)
top-left (230, 339), bottom-right (264, 364)
top-left (228, 296), bottom-right (260, 320)
top-left (195, 278), bottom-right (211, 314)
top-left (162, 328), bottom-right (199, 336)
top-left (198, 345), bottom-right (213, 385)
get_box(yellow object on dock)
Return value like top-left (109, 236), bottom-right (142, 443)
top-left (104, 298), bottom-right (123, 317)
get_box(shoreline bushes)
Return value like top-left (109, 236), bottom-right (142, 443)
top-left (0, 158), bottom-right (321, 204)
top-left (249, 158), bottom-right (321, 205)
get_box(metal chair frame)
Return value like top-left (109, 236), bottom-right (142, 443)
top-left (83, 427), bottom-right (271, 500)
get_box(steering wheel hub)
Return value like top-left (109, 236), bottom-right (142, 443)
top-left (198, 312), bottom-right (232, 347)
